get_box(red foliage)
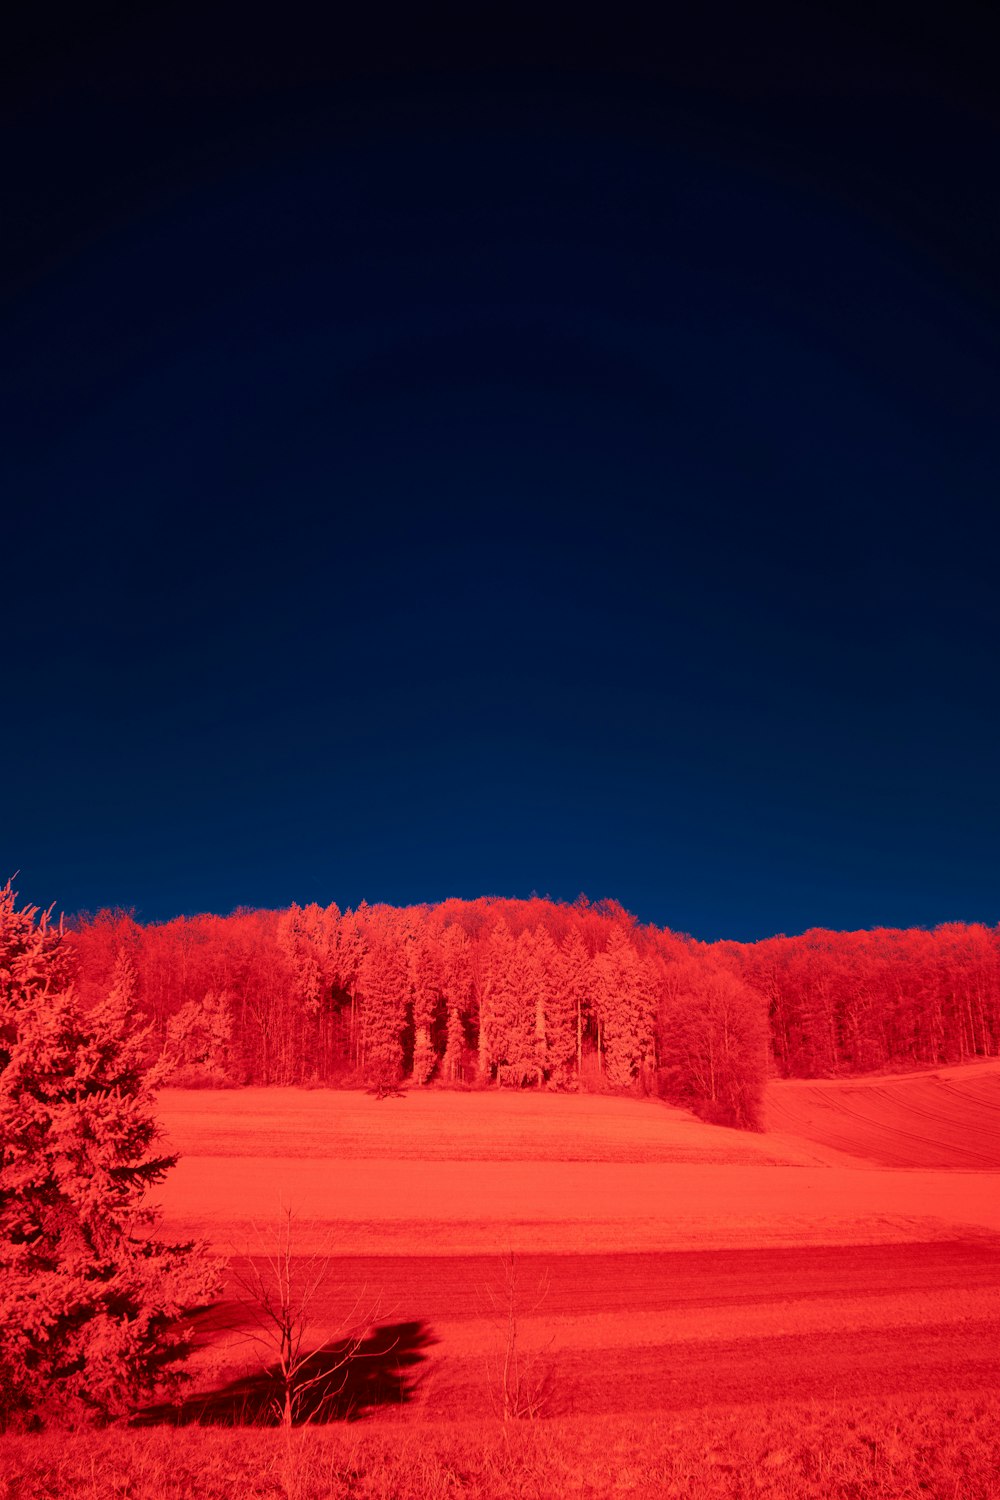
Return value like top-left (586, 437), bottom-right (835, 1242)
top-left (62, 896), bottom-right (1000, 1125)
top-left (0, 885), bottom-right (219, 1428)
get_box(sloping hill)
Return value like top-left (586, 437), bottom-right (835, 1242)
top-left (765, 1058), bottom-right (1000, 1169)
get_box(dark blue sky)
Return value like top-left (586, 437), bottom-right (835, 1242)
top-left (4, 7), bottom-right (999, 940)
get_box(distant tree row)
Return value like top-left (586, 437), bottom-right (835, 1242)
top-left (65, 897), bottom-right (1000, 1127)
top-left (67, 897), bottom-right (765, 1127)
top-left (715, 922), bottom-right (1000, 1077)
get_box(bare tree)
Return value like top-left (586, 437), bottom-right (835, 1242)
top-left (483, 1250), bottom-right (552, 1421)
top-left (230, 1205), bottom-right (384, 1427)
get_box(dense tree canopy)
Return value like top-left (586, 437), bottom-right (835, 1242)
top-left (62, 895), bottom-right (1000, 1133)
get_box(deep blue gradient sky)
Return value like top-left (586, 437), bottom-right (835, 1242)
top-left (4, 7), bottom-right (999, 940)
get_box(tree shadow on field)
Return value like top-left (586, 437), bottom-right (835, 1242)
top-left (133, 1319), bottom-right (436, 1426)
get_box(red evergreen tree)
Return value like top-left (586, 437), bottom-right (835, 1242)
top-left (0, 884), bottom-right (219, 1427)
top-left (408, 922), bottom-right (441, 1085)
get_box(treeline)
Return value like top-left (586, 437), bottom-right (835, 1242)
top-left (65, 897), bottom-right (1000, 1130)
top-left (67, 897), bottom-right (765, 1127)
top-left (717, 922), bottom-right (1000, 1076)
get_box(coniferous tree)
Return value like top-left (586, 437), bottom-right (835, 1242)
top-left (560, 929), bottom-right (592, 1083)
top-left (440, 924), bottom-right (471, 1082)
top-left (528, 927), bottom-right (557, 1085)
top-left (499, 930), bottom-right (540, 1086)
top-left (277, 904), bottom-right (324, 1016)
top-left (478, 918), bottom-right (517, 1083)
top-left (357, 908), bottom-right (408, 1088)
top-left (335, 906), bottom-right (369, 1071)
top-left (592, 925), bottom-right (655, 1088)
top-left (537, 927), bottom-right (577, 1085)
top-left (0, 884), bottom-right (219, 1427)
top-left (407, 925), bottom-right (440, 1085)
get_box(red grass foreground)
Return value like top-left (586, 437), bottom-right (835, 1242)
top-left (2, 1396), bottom-right (999, 1497)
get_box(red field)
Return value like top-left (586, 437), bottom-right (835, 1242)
top-left (5, 1071), bottom-right (1000, 1495)
top-left (151, 1069), bottom-right (1000, 1429)
top-left (765, 1057), bottom-right (1000, 1169)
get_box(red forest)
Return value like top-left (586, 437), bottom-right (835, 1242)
top-left (67, 898), bottom-right (1000, 1131)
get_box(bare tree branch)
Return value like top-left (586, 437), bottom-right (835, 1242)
top-left (228, 1202), bottom-right (383, 1426)
top-left (482, 1249), bottom-right (553, 1421)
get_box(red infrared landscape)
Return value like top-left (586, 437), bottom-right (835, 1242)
top-left (2, 886), bottom-right (1000, 1496)
top-left (6, 2), bottom-right (1000, 1492)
